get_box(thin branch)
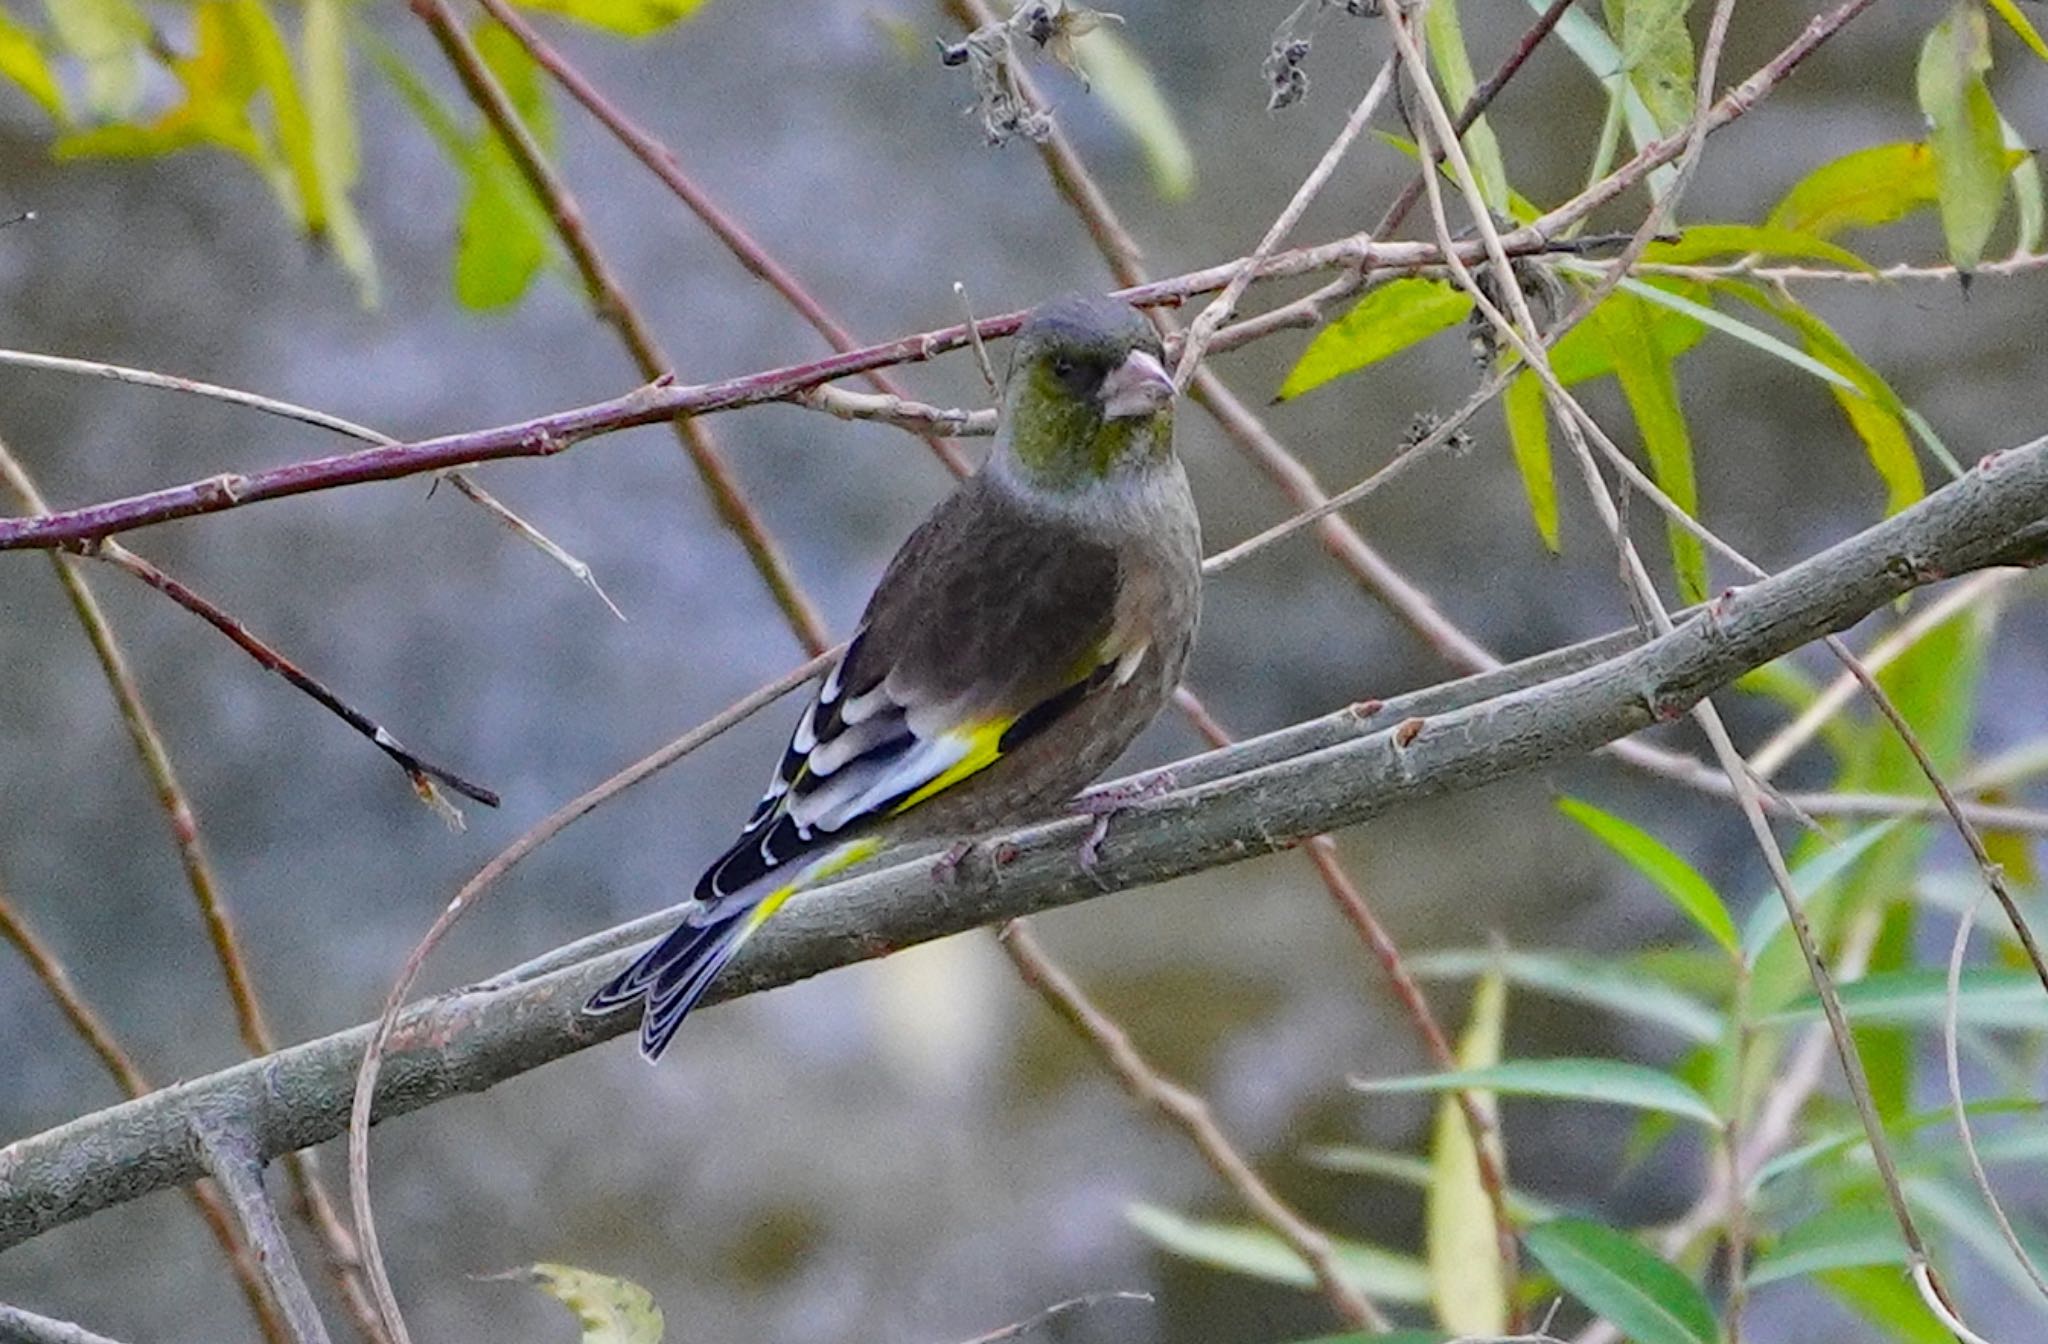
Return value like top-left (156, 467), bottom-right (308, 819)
top-left (473, 0), bottom-right (974, 479)
top-left (948, 1292), bottom-right (1153, 1344)
top-left (5, 431), bottom-right (2041, 1247)
top-left (0, 1303), bottom-right (134, 1344)
top-left (999, 920), bottom-right (1390, 1331)
top-left (192, 1116), bottom-right (335, 1344)
top-left (345, 648), bottom-right (836, 1344)
top-left (0, 875), bottom-right (290, 1344)
top-left (0, 443), bottom-right (386, 1343)
top-left (408, 0), bottom-right (829, 654)
top-left (89, 544), bottom-right (497, 816)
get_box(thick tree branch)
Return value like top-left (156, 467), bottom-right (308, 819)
top-left (1, 435), bottom-right (2044, 1251)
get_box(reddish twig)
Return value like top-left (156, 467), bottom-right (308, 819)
top-left (471, 0), bottom-right (972, 479)
top-left (409, 0), bottom-right (829, 654)
top-left (999, 919), bottom-right (1391, 1332)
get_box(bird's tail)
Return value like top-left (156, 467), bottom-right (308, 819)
top-left (586, 895), bottom-right (779, 1061)
top-left (584, 837), bottom-right (881, 1061)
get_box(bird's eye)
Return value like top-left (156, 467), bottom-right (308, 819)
top-left (1050, 355), bottom-right (1075, 378)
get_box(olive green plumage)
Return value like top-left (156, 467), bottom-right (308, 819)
top-left (588, 291), bottom-right (1202, 1060)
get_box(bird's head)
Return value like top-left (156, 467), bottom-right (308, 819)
top-left (998, 292), bottom-right (1176, 491)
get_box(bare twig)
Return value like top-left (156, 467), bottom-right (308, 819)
top-left (946, 1291), bottom-right (1153, 1344)
top-left (0, 443), bottom-right (385, 1343)
top-left (6, 430), bottom-right (2044, 1248)
top-left (345, 649), bottom-right (836, 1344)
top-left (0, 1303), bottom-right (134, 1344)
top-left (473, 0), bottom-right (974, 478)
top-left (192, 1117), bottom-right (335, 1344)
top-left (999, 920), bottom-right (1390, 1331)
top-left (409, 0), bottom-right (829, 654)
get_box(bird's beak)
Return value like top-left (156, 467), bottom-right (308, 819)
top-left (1099, 348), bottom-right (1176, 420)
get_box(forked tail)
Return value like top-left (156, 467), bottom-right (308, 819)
top-left (585, 895), bottom-right (782, 1061)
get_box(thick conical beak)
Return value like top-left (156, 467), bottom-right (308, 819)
top-left (1099, 348), bottom-right (1176, 420)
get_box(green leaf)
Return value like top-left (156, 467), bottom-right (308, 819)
top-left (507, 1263), bottom-right (664, 1344)
top-left (1412, 948), bottom-right (1724, 1042)
top-left (1717, 283), bottom-right (1923, 514)
top-left (1074, 29), bottom-right (1194, 201)
top-left (1741, 821), bottom-right (1903, 964)
top-left (229, 0), bottom-right (323, 231)
top-left (0, 11), bottom-right (64, 122)
top-left (1596, 292), bottom-right (1707, 602)
top-left (1304, 1145), bottom-right (1561, 1221)
top-left (1425, 0), bottom-right (1508, 216)
top-left (1749, 1205), bottom-right (1909, 1287)
top-left (1601, 0), bottom-right (1696, 135)
top-left (304, 0), bottom-right (378, 305)
top-left (1524, 1218), bottom-right (1717, 1344)
top-left (1988, 0), bottom-right (2048, 61)
top-left (1752, 1098), bottom-right (2040, 1192)
top-left (42, 0), bottom-right (146, 118)
top-left (56, 3), bottom-right (263, 164)
top-left (1503, 369), bottom-right (1558, 551)
top-left (2004, 112), bottom-right (2044, 253)
top-left (1125, 1205), bottom-right (1431, 1303)
top-left (1549, 280), bottom-right (1709, 385)
top-left (1427, 966), bottom-right (1508, 1336)
top-left (1645, 224), bottom-right (1872, 270)
top-left (1819, 1266), bottom-right (1953, 1344)
top-left (1768, 142), bottom-right (1943, 240)
top-left (1353, 1059), bottom-right (1722, 1128)
top-left (1276, 279), bottom-right (1473, 400)
top-left (506, 0), bottom-right (707, 37)
top-left (1917, 1), bottom-right (2009, 271)
top-left (1558, 798), bottom-right (1739, 954)
top-left (1772, 968), bottom-right (2048, 1029)
top-left (1542, 0), bottom-right (1675, 196)
top-left (454, 20), bottom-right (557, 309)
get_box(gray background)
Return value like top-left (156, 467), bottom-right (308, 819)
top-left (0, 3), bottom-right (2043, 1342)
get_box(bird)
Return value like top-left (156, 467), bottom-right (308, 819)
top-left (586, 291), bottom-right (1203, 1061)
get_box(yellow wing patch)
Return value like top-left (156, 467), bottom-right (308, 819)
top-left (888, 718), bottom-right (1009, 816)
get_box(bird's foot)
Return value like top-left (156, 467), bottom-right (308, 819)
top-left (929, 838), bottom-right (977, 884)
top-left (1069, 770), bottom-right (1178, 875)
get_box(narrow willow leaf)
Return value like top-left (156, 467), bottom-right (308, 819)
top-left (1767, 142), bottom-right (1942, 239)
top-left (1917, 2), bottom-right (2008, 271)
top-left (1427, 966), bottom-right (1507, 1336)
top-left (1549, 279), bottom-right (1709, 385)
top-left (1645, 224), bottom-right (1871, 270)
top-left (1502, 369), bottom-right (1558, 550)
top-left (1306, 1145), bottom-right (1562, 1221)
top-left (42, 0), bottom-right (146, 117)
top-left (229, 0), bottom-right (324, 231)
top-left (1558, 798), bottom-right (1739, 954)
top-left (1751, 1098), bottom-right (2040, 1193)
top-left (1597, 292), bottom-right (1707, 602)
top-left (305, 0), bottom-right (378, 305)
top-left (507, 0), bottom-right (707, 37)
top-left (453, 20), bottom-right (557, 309)
top-left (0, 11), bottom-right (64, 121)
top-left (1276, 279), bottom-right (1473, 400)
top-left (1601, 0), bottom-right (1695, 134)
top-left (1987, 0), bottom-right (2048, 61)
top-left (1748, 1206), bottom-right (1909, 1287)
top-left (1074, 29), bottom-right (1194, 201)
top-left (1741, 822), bottom-right (1902, 962)
top-left (1425, 0), bottom-right (1508, 215)
top-left (1125, 1205), bottom-right (1431, 1303)
top-left (1524, 1219), bottom-right (1718, 1344)
top-left (1771, 968), bottom-right (2048, 1029)
top-left (1542, 0), bottom-right (1675, 195)
top-left (505, 1263), bottom-right (664, 1344)
top-left (1354, 1059), bottom-right (1721, 1128)
top-left (2002, 112), bottom-right (2043, 253)
top-left (1413, 949), bottom-right (1723, 1041)
top-left (1818, 1266), bottom-right (1954, 1344)
top-left (1715, 281), bottom-right (1923, 513)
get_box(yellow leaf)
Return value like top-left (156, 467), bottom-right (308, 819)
top-left (1073, 28), bottom-right (1194, 201)
top-left (0, 11), bottom-right (64, 122)
top-left (1503, 368), bottom-right (1558, 551)
top-left (305, 0), bottom-right (377, 305)
top-left (1917, 1), bottom-right (2009, 271)
top-left (1427, 965), bottom-right (1508, 1336)
top-left (1987, 0), bottom-right (2048, 62)
top-left (505, 1264), bottom-right (665, 1344)
top-left (41, 0), bottom-right (146, 118)
top-left (1425, 0), bottom-right (1508, 216)
top-left (506, 0), bottom-right (708, 37)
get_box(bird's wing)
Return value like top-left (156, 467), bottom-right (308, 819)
top-left (694, 482), bottom-right (1128, 905)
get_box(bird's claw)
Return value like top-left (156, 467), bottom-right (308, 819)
top-left (1068, 769), bottom-right (1177, 876)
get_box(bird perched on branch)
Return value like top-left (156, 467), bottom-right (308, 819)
top-left (587, 292), bottom-right (1202, 1060)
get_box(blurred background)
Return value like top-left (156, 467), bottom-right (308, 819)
top-left (0, 3), bottom-right (2044, 1341)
